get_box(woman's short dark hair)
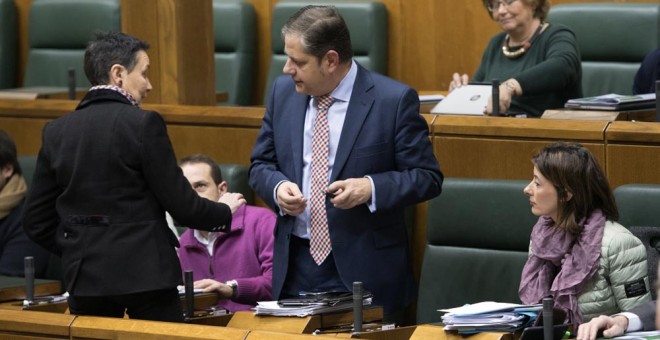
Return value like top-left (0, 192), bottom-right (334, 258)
top-left (0, 130), bottom-right (21, 176)
top-left (84, 31), bottom-right (150, 86)
top-left (532, 142), bottom-right (618, 235)
top-left (178, 154), bottom-right (223, 185)
top-left (281, 5), bottom-right (353, 64)
top-left (481, 0), bottom-right (550, 22)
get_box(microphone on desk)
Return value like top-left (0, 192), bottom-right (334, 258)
top-left (542, 297), bottom-right (554, 340)
top-left (184, 270), bottom-right (194, 320)
top-left (24, 256), bottom-right (35, 303)
top-left (655, 80), bottom-right (660, 122)
top-left (67, 68), bottom-right (76, 100)
top-left (492, 79), bottom-right (500, 116)
top-left (352, 281), bottom-right (363, 333)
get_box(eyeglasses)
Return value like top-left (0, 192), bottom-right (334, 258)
top-left (487, 0), bottom-right (518, 12)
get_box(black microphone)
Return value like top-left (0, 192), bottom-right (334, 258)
top-left (352, 281), bottom-right (363, 333)
top-left (543, 297), bottom-right (554, 340)
top-left (184, 271), bottom-right (194, 320)
top-left (24, 256), bottom-right (35, 303)
top-left (655, 80), bottom-right (660, 122)
top-left (67, 68), bottom-right (76, 100)
top-left (492, 79), bottom-right (500, 116)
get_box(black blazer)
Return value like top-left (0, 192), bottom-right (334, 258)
top-left (24, 89), bottom-right (232, 296)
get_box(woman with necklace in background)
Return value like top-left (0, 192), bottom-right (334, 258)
top-left (448, 0), bottom-right (582, 117)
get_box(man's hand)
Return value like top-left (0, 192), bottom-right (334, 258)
top-left (194, 279), bottom-right (233, 299)
top-left (576, 315), bottom-right (629, 340)
top-left (276, 181), bottom-right (307, 216)
top-left (218, 192), bottom-right (246, 214)
top-left (327, 178), bottom-right (372, 209)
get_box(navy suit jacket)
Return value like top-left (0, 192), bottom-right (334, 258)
top-left (249, 64), bottom-right (443, 314)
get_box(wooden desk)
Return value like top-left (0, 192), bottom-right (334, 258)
top-left (0, 86), bottom-right (87, 100)
top-left (0, 309), bottom-right (74, 339)
top-left (542, 108), bottom-right (656, 122)
top-left (410, 324), bottom-right (514, 340)
top-left (227, 307), bottom-right (383, 334)
top-left (0, 275), bottom-right (62, 302)
top-left (431, 115), bottom-right (608, 180)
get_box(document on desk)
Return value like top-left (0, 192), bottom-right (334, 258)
top-left (255, 297), bottom-right (373, 317)
top-left (609, 330), bottom-right (660, 339)
top-left (440, 301), bottom-right (541, 333)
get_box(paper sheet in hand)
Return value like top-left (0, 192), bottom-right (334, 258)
top-left (431, 84), bottom-right (492, 115)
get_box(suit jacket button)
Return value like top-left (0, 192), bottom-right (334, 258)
top-left (64, 232), bottom-right (68, 238)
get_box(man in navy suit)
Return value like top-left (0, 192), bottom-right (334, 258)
top-left (249, 5), bottom-right (443, 323)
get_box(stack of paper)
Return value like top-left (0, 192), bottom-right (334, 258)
top-left (440, 301), bottom-right (541, 334)
top-left (565, 93), bottom-right (656, 111)
top-left (255, 297), bottom-right (373, 317)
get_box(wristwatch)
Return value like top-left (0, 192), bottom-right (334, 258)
top-left (225, 280), bottom-right (238, 299)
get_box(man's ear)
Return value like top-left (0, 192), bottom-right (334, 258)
top-left (109, 64), bottom-right (125, 87)
top-left (217, 181), bottom-right (228, 195)
top-left (324, 50), bottom-right (340, 71)
top-left (1, 164), bottom-right (14, 179)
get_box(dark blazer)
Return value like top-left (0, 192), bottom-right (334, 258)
top-left (629, 300), bottom-right (656, 331)
top-left (24, 89), bottom-right (232, 296)
top-left (249, 64), bottom-right (443, 314)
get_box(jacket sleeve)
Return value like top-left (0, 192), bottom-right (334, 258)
top-left (606, 229), bottom-right (653, 312)
top-left (23, 123), bottom-right (62, 255)
top-left (138, 111), bottom-right (233, 231)
top-left (233, 210), bottom-right (275, 304)
top-left (627, 300), bottom-right (657, 331)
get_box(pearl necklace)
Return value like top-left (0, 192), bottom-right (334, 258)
top-left (502, 23), bottom-right (544, 59)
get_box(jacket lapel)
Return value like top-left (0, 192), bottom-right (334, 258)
top-left (331, 66), bottom-right (374, 182)
top-left (289, 93), bottom-right (310, 185)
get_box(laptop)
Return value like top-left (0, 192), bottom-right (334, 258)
top-left (430, 83), bottom-right (492, 115)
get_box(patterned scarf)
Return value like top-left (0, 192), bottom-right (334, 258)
top-left (89, 85), bottom-right (139, 107)
top-left (518, 209), bottom-right (605, 327)
top-left (0, 175), bottom-right (27, 220)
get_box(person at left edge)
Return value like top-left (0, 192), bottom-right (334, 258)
top-left (248, 5), bottom-right (443, 323)
top-left (23, 31), bottom-right (246, 322)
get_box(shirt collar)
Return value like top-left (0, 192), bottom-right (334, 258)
top-left (327, 60), bottom-right (357, 103)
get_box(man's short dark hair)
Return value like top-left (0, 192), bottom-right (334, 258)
top-left (282, 5), bottom-right (353, 64)
top-left (84, 31), bottom-right (150, 86)
top-left (178, 154), bottom-right (223, 185)
top-left (0, 130), bottom-right (21, 176)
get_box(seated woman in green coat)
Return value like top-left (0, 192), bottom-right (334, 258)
top-left (519, 142), bottom-right (651, 328)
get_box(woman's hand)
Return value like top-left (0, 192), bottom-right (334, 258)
top-left (484, 79), bottom-right (521, 115)
top-left (449, 73), bottom-right (469, 92)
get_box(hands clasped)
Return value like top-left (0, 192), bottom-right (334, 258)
top-left (194, 279), bottom-right (233, 299)
top-left (276, 178), bottom-right (372, 216)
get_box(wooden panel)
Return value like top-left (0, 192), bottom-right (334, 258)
top-left (410, 324), bottom-right (513, 340)
top-left (246, 331), bottom-right (320, 340)
top-left (122, 0), bottom-right (161, 103)
top-left (71, 315), bottom-right (249, 340)
top-left (606, 121), bottom-right (660, 188)
top-left (0, 309), bottom-right (74, 338)
top-left (122, 0), bottom-right (215, 105)
top-left (434, 137), bottom-right (605, 180)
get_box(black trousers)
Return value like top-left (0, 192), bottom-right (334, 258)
top-left (68, 288), bottom-right (183, 322)
top-left (281, 235), bottom-right (348, 298)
